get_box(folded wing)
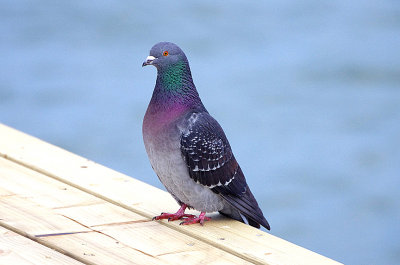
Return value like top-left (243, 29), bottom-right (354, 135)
top-left (180, 112), bottom-right (270, 229)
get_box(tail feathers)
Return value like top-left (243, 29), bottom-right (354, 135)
top-left (238, 212), bottom-right (262, 229)
top-left (218, 188), bottom-right (270, 230)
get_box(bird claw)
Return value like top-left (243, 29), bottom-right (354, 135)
top-left (179, 215), bottom-right (211, 226)
top-left (152, 205), bottom-right (209, 225)
top-left (153, 212), bottom-right (196, 222)
top-left (167, 215), bottom-right (195, 222)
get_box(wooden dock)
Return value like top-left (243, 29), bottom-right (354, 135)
top-left (0, 124), bottom-right (343, 265)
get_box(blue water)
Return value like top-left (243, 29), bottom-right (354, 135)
top-left (1, 1), bottom-right (399, 264)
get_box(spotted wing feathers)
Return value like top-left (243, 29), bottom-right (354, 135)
top-left (180, 112), bottom-right (270, 230)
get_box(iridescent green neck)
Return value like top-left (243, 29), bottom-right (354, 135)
top-left (151, 61), bottom-right (204, 112)
top-left (159, 61), bottom-right (187, 92)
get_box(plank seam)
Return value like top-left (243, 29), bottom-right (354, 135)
top-left (61, 214), bottom-right (157, 259)
top-left (0, 220), bottom-right (95, 265)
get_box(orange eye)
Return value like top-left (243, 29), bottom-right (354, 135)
top-left (163, 51), bottom-right (169, 56)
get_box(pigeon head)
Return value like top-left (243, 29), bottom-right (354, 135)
top-left (142, 42), bottom-right (188, 70)
top-left (143, 42), bottom-right (195, 94)
top-left (142, 42), bottom-right (205, 111)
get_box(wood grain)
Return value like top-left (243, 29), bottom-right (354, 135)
top-left (0, 226), bottom-right (84, 265)
top-left (0, 123), bottom-right (343, 265)
top-left (0, 156), bottom-right (249, 265)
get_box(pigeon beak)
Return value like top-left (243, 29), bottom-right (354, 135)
top-left (142, 56), bottom-right (156, 67)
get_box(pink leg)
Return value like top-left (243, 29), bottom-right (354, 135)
top-left (152, 204), bottom-right (196, 222)
top-left (180, 212), bottom-right (211, 226)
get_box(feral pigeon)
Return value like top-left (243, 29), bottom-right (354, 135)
top-left (142, 42), bottom-right (270, 229)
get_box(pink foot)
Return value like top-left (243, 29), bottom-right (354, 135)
top-left (152, 204), bottom-right (196, 222)
top-left (180, 212), bottom-right (211, 226)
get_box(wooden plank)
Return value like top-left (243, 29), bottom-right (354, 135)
top-left (0, 123), bottom-right (343, 265)
top-left (0, 226), bottom-right (84, 265)
top-left (0, 156), bottom-right (251, 265)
